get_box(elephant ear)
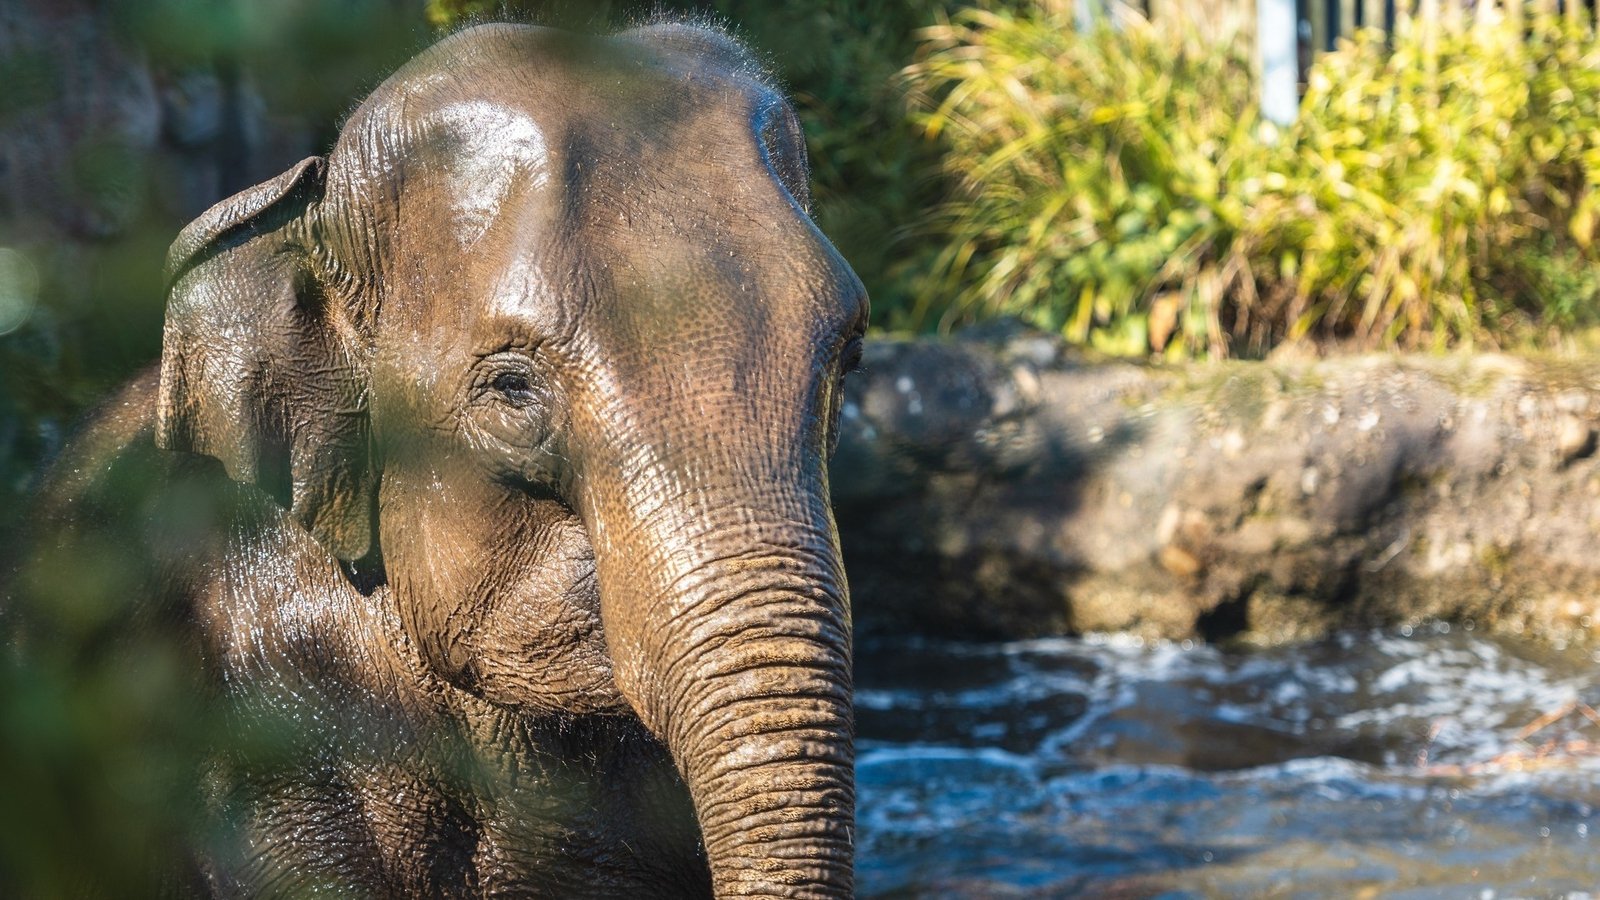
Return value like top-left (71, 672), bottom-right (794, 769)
top-left (156, 156), bottom-right (375, 561)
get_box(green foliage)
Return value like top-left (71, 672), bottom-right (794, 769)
top-left (1282, 16), bottom-right (1600, 351)
top-left (425, 0), bottom-right (621, 30)
top-left (909, 8), bottom-right (1600, 356)
top-left (0, 445), bottom-right (219, 895)
top-left (107, 0), bottom-right (426, 131)
top-left (905, 6), bottom-right (1268, 355)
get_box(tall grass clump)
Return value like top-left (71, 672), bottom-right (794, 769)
top-left (1285, 12), bottom-right (1600, 351)
top-left (905, 6), bottom-right (1269, 355)
top-left (908, 5), bottom-right (1600, 357)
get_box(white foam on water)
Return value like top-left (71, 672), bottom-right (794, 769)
top-left (856, 628), bottom-right (1600, 897)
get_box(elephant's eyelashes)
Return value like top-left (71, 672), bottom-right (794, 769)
top-left (492, 372), bottom-right (537, 406)
top-left (841, 336), bottom-right (865, 375)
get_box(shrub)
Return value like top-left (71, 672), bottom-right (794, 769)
top-left (905, 6), bottom-right (1268, 355)
top-left (908, 6), bottom-right (1600, 357)
top-left (1284, 15), bottom-right (1600, 351)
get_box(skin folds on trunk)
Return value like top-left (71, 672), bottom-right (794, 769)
top-left (580, 470), bottom-right (856, 898)
top-left (614, 560), bottom-right (855, 898)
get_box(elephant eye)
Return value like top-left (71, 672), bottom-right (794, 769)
top-left (491, 371), bottom-right (536, 405)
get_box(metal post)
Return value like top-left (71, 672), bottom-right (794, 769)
top-left (1259, 0), bottom-right (1299, 125)
top-left (1076, 0), bottom-right (1099, 32)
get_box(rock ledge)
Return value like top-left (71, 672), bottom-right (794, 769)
top-left (835, 326), bottom-right (1600, 646)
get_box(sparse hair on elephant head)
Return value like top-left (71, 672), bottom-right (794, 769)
top-left (144, 19), bottom-right (866, 899)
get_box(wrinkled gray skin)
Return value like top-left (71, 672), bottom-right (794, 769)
top-left (48, 21), bottom-right (866, 898)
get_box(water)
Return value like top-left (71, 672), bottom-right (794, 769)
top-left (856, 626), bottom-right (1600, 898)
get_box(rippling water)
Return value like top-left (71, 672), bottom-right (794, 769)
top-left (855, 627), bottom-right (1600, 898)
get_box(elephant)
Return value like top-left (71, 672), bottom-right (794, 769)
top-left (19, 19), bottom-right (866, 899)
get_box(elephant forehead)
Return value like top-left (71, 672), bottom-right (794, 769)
top-left (361, 72), bottom-right (780, 286)
top-left (420, 100), bottom-right (552, 249)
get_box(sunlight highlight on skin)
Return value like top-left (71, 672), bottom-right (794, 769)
top-left (433, 101), bottom-right (551, 248)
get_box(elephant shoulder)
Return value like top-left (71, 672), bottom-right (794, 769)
top-left (24, 364), bottom-right (243, 593)
top-left (31, 364), bottom-right (168, 527)
top-left (9, 366), bottom-right (197, 645)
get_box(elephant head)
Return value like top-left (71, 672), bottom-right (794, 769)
top-left (154, 22), bottom-right (865, 898)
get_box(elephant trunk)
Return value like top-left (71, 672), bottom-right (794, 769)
top-left (585, 487), bottom-right (855, 898)
top-left (663, 562), bottom-right (854, 898)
